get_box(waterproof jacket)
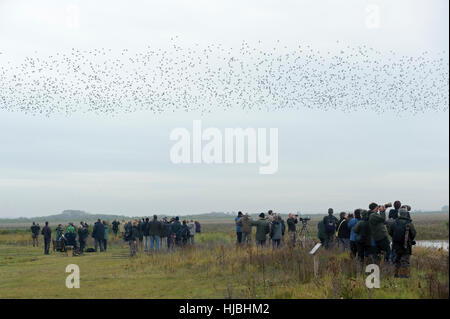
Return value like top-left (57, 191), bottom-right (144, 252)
top-left (172, 220), bottom-right (182, 238)
top-left (347, 217), bottom-right (361, 242)
top-left (388, 209), bottom-right (399, 220)
top-left (55, 226), bottom-right (63, 240)
top-left (388, 216), bottom-right (416, 255)
top-left (195, 221), bottom-right (201, 233)
top-left (251, 219), bottom-right (270, 241)
top-left (41, 225), bottom-right (51, 240)
top-left (280, 219), bottom-right (286, 236)
top-left (78, 226), bottom-right (88, 241)
top-left (369, 210), bottom-right (389, 242)
top-left (235, 216), bottom-right (242, 233)
top-left (31, 225), bottom-right (40, 235)
top-left (287, 217), bottom-right (297, 232)
top-left (104, 225), bottom-right (109, 240)
top-left (160, 223), bottom-right (167, 237)
top-left (353, 210), bottom-right (373, 246)
top-left (237, 216), bottom-right (252, 233)
top-left (143, 221), bottom-right (150, 236)
top-left (323, 215), bottom-right (339, 234)
top-left (337, 218), bottom-right (350, 239)
top-left (148, 219), bottom-right (162, 236)
top-left (317, 220), bottom-right (326, 241)
top-left (92, 221), bottom-right (105, 240)
top-left (112, 221), bottom-right (120, 232)
top-left (129, 225), bottom-right (138, 242)
top-left (270, 219), bottom-right (283, 240)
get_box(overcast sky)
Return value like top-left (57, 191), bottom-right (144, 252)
top-left (0, 0), bottom-right (448, 217)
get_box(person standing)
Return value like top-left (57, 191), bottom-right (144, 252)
top-left (251, 213), bottom-right (270, 247)
top-left (389, 209), bottom-right (416, 278)
top-left (149, 215), bottom-right (162, 252)
top-left (323, 208), bottom-right (338, 249)
top-left (143, 217), bottom-right (150, 252)
top-left (78, 222), bottom-right (88, 253)
top-left (166, 218), bottom-right (174, 250)
top-left (127, 221), bottom-right (138, 257)
top-left (286, 213), bottom-right (298, 246)
top-left (92, 219), bottom-right (105, 252)
top-left (172, 217), bottom-right (182, 246)
top-left (119, 220), bottom-right (126, 238)
top-left (31, 222), bottom-right (40, 247)
top-left (195, 220), bottom-right (201, 234)
top-left (348, 209), bottom-right (362, 259)
top-left (112, 219), bottom-right (120, 239)
top-left (103, 221), bottom-right (110, 251)
top-left (235, 212), bottom-right (243, 244)
top-left (270, 216), bottom-right (283, 248)
top-left (41, 221), bottom-right (51, 255)
top-left (188, 220), bottom-right (196, 245)
top-left (368, 203), bottom-right (391, 262)
top-left (237, 213), bottom-right (252, 244)
top-left (336, 212), bottom-right (351, 252)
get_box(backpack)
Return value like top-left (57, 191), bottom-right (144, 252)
top-left (86, 248), bottom-right (96, 253)
top-left (392, 221), bottom-right (409, 244)
top-left (325, 217), bottom-right (337, 233)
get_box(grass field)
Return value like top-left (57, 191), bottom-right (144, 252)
top-left (0, 213), bottom-right (448, 299)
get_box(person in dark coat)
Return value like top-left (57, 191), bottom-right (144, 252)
top-left (41, 221), bottom-right (52, 255)
top-left (286, 213), bottom-right (298, 246)
top-left (195, 221), bottom-right (201, 233)
top-left (172, 217), bottom-right (182, 246)
top-left (353, 209), bottom-right (375, 263)
top-left (235, 211), bottom-right (243, 244)
top-left (31, 222), bottom-right (40, 247)
top-left (323, 208), bottom-right (339, 249)
top-left (92, 219), bottom-right (105, 252)
top-left (148, 215), bottom-right (162, 252)
top-left (143, 217), bottom-right (150, 252)
top-left (389, 209), bottom-right (416, 278)
top-left (111, 219), bottom-right (120, 239)
top-left (336, 212), bottom-right (351, 252)
top-left (127, 220), bottom-right (139, 257)
top-left (270, 216), bottom-right (283, 248)
top-left (180, 220), bottom-right (191, 246)
top-left (78, 222), bottom-right (89, 253)
top-left (166, 218), bottom-right (174, 250)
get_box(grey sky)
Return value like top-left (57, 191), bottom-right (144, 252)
top-left (0, 0), bottom-right (448, 217)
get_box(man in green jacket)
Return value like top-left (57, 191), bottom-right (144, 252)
top-left (389, 209), bottom-right (416, 278)
top-left (368, 202), bottom-right (391, 262)
top-left (251, 213), bottom-right (270, 247)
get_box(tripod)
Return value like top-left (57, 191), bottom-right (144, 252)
top-left (298, 220), bottom-right (311, 242)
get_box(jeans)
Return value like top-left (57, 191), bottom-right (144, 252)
top-left (103, 239), bottom-right (108, 251)
top-left (189, 235), bottom-right (194, 245)
top-left (44, 238), bottom-right (50, 254)
top-left (143, 236), bottom-right (150, 251)
top-left (167, 236), bottom-right (173, 250)
top-left (236, 232), bottom-right (242, 244)
top-left (150, 235), bottom-right (160, 252)
top-left (94, 239), bottom-right (104, 252)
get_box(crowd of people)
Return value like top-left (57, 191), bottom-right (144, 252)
top-left (30, 217), bottom-right (202, 257)
top-left (315, 200), bottom-right (416, 278)
top-left (30, 200), bottom-right (416, 278)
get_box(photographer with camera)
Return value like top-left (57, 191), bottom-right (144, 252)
top-left (286, 213), bottom-right (298, 246)
top-left (368, 202), bottom-right (391, 263)
top-left (388, 208), bottom-right (416, 278)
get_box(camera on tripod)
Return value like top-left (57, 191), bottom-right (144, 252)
top-left (296, 213), bottom-right (311, 223)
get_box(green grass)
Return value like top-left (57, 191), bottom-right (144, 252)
top-left (0, 214), bottom-right (448, 299)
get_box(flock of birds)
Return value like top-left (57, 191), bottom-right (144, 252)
top-left (0, 41), bottom-right (448, 116)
